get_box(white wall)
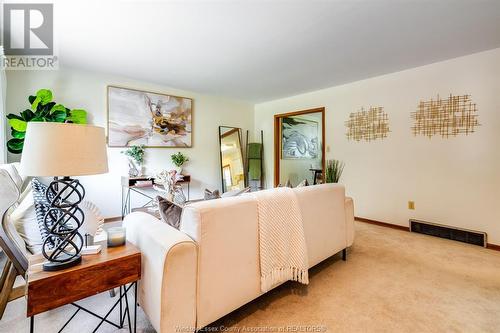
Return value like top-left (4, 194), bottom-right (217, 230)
top-left (7, 68), bottom-right (254, 218)
top-left (255, 48), bottom-right (500, 244)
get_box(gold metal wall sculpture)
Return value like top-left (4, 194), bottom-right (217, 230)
top-left (411, 94), bottom-right (479, 138)
top-left (345, 106), bottom-right (390, 142)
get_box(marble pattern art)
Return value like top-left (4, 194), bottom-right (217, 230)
top-left (107, 86), bottom-right (192, 147)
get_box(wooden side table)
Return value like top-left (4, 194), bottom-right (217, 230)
top-left (26, 242), bottom-right (141, 333)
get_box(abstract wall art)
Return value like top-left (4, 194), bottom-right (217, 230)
top-left (411, 94), bottom-right (479, 139)
top-left (281, 116), bottom-right (320, 159)
top-left (345, 106), bottom-right (390, 142)
top-left (107, 86), bottom-right (192, 147)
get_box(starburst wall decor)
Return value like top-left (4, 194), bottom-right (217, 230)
top-left (345, 106), bottom-right (390, 142)
top-left (411, 94), bottom-right (480, 138)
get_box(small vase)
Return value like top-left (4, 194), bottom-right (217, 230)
top-left (128, 160), bottom-right (143, 177)
top-left (174, 166), bottom-right (182, 175)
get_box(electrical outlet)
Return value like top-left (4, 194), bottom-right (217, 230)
top-left (408, 201), bottom-right (415, 210)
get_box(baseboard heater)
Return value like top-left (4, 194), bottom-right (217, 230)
top-left (409, 219), bottom-right (487, 247)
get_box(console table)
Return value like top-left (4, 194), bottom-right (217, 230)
top-left (26, 242), bottom-right (141, 333)
top-left (121, 175), bottom-right (191, 219)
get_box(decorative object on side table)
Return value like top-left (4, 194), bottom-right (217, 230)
top-left (121, 175), bottom-right (191, 219)
top-left (107, 227), bottom-right (126, 247)
top-left (122, 145), bottom-right (145, 177)
top-left (80, 201), bottom-right (105, 255)
top-left (5, 88), bottom-right (88, 154)
top-left (154, 169), bottom-right (186, 205)
top-left (170, 151), bottom-right (189, 174)
top-left (325, 159), bottom-right (345, 183)
top-left (20, 122), bottom-right (108, 271)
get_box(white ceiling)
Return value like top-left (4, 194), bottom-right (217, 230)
top-left (54, 0), bottom-right (500, 102)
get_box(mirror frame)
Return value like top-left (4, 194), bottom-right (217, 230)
top-left (218, 126), bottom-right (246, 193)
top-left (273, 107), bottom-right (325, 187)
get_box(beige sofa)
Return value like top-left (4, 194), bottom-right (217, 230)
top-left (124, 183), bottom-right (355, 333)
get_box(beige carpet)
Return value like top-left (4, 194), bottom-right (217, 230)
top-left (1, 221), bottom-right (500, 332)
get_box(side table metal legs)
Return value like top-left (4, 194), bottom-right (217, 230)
top-left (29, 282), bottom-right (138, 333)
top-left (134, 282), bottom-right (138, 333)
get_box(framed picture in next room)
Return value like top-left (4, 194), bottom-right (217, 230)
top-left (107, 85), bottom-right (193, 147)
top-left (281, 117), bottom-right (320, 160)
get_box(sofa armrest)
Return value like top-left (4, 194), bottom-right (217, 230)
top-left (123, 212), bottom-right (197, 333)
top-left (345, 197), bottom-right (355, 247)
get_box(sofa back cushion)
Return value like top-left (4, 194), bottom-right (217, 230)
top-left (180, 195), bottom-right (260, 329)
top-left (292, 183), bottom-right (347, 267)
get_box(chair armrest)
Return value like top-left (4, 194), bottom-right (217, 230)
top-left (345, 197), bottom-right (355, 247)
top-left (123, 212), bottom-right (197, 333)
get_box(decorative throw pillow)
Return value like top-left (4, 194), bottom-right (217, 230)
top-left (296, 179), bottom-right (309, 187)
top-left (204, 188), bottom-right (221, 200)
top-left (0, 163), bottom-right (23, 193)
top-left (31, 178), bottom-right (55, 249)
top-left (157, 196), bottom-right (183, 229)
top-left (9, 188), bottom-right (43, 254)
top-left (80, 201), bottom-right (105, 239)
top-left (221, 187), bottom-right (251, 198)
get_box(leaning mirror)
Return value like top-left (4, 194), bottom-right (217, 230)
top-left (219, 126), bottom-right (246, 193)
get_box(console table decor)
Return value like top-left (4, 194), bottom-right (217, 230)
top-left (26, 242), bottom-right (141, 333)
top-left (121, 175), bottom-right (191, 218)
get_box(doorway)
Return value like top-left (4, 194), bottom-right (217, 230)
top-left (274, 107), bottom-right (325, 187)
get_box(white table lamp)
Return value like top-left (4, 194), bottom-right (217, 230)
top-left (20, 122), bottom-right (108, 271)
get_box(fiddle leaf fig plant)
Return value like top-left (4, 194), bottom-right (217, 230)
top-left (6, 89), bottom-right (88, 154)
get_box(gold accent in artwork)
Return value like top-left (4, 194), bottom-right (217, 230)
top-left (345, 106), bottom-right (390, 142)
top-left (411, 94), bottom-right (479, 138)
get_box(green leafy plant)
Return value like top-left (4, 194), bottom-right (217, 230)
top-left (122, 145), bottom-right (145, 164)
top-left (171, 152), bottom-right (189, 168)
top-left (325, 159), bottom-right (345, 183)
top-left (6, 89), bottom-right (88, 154)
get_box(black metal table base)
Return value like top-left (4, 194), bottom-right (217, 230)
top-left (30, 282), bottom-right (138, 333)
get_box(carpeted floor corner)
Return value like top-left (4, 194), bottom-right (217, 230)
top-left (1, 221), bottom-right (500, 332)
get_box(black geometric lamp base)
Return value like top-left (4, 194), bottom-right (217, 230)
top-left (42, 254), bottom-right (82, 272)
top-left (42, 177), bottom-right (85, 272)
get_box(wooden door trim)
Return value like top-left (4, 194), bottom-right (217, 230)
top-left (273, 107), bottom-right (326, 187)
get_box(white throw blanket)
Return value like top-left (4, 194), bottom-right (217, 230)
top-left (252, 187), bottom-right (309, 292)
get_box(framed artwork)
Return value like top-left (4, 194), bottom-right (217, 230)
top-left (281, 116), bottom-right (319, 159)
top-left (107, 85), bottom-right (193, 147)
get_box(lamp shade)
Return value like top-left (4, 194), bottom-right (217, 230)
top-left (20, 122), bottom-right (109, 177)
